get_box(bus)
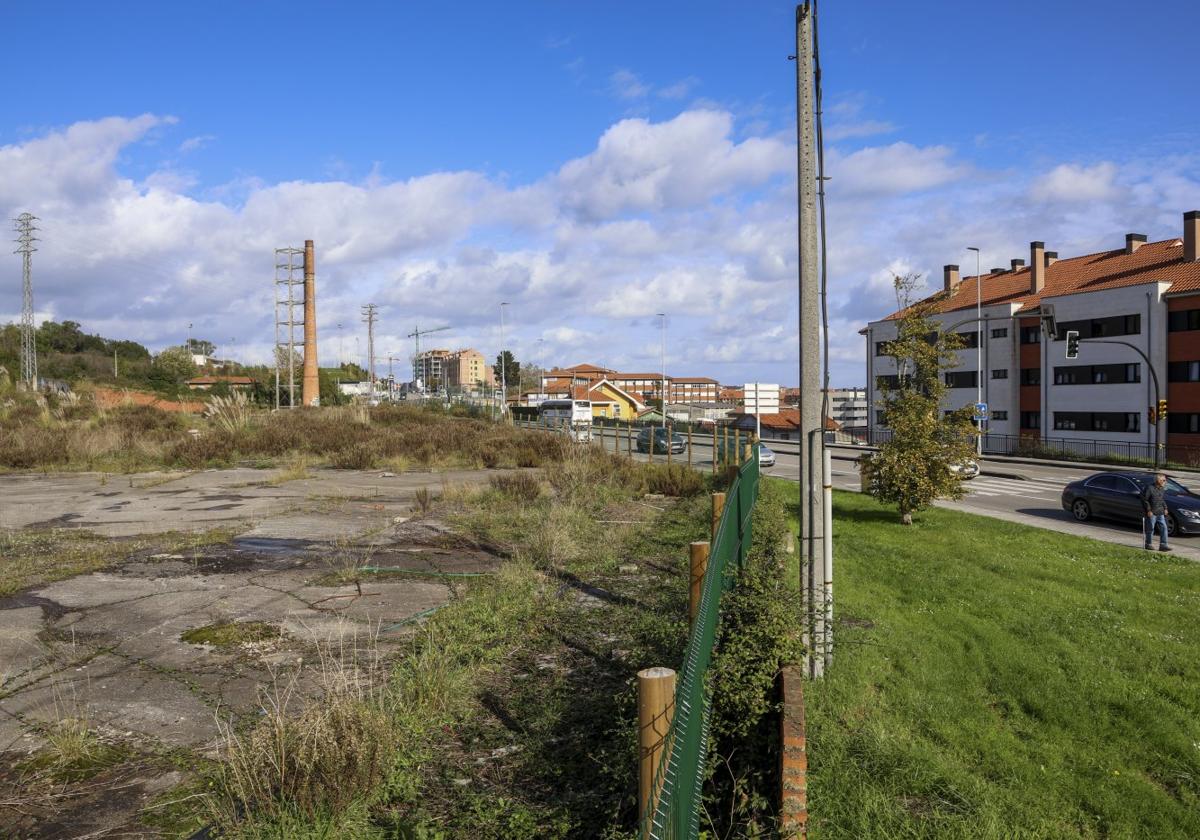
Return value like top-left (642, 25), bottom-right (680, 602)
top-left (539, 399), bottom-right (593, 442)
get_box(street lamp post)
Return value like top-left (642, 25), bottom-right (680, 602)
top-left (657, 313), bottom-right (667, 438)
top-left (967, 246), bottom-right (983, 456)
top-left (500, 302), bottom-right (509, 418)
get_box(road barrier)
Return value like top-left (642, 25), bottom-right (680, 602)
top-left (638, 450), bottom-right (761, 838)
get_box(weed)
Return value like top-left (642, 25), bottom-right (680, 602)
top-left (489, 471), bottom-right (543, 502)
top-left (180, 621), bottom-right (284, 648)
top-left (208, 635), bottom-right (396, 830)
top-left (330, 442), bottom-right (379, 470)
top-left (411, 486), bottom-right (435, 515)
top-left (26, 717), bottom-right (129, 783)
top-left (205, 391), bottom-right (252, 434)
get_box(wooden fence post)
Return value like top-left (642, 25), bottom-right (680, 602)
top-left (689, 541), bottom-right (710, 623)
top-left (734, 429), bottom-right (741, 465)
top-left (712, 426), bottom-right (718, 475)
top-left (711, 491), bottom-right (726, 542)
top-left (638, 666), bottom-right (677, 825)
top-left (687, 426), bottom-right (693, 468)
top-left (628, 423), bottom-right (633, 458)
top-left (648, 425), bottom-right (655, 464)
top-left (667, 425), bottom-right (673, 465)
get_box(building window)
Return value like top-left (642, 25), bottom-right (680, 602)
top-left (1168, 413), bottom-right (1200, 433)
top-left (1053, 412), bottom-right (1140, 433)
top-left (875, 410), bottom-right (886, 425)
top-left (991, 327), bottom-right (1009, 339)
top-left (876, 374), bottom-right (899, 390)
top-left (1168, 309), bottom-right (1200, 332)
top-left (1021, 411), bottom-right (1040, 429)
top-left (956, 331), bottom-right (979, 349)
top-left (874, 341), bottom-right (888, 356)
top-left (1020, 326), bottom-right (1041, 344)
top-left (944, 371), bottom-right (978, 389)
top-left (992, 410), bottom-right (1008, 421)
top-left (1054, 364), bottom-right (1140, 385)
top-left (1020, 368), bottom-right (1041, 386)
top-left (1054, 314), bottom-right (1140, 340)
top-left (991, 368), bottom-right (1008, 380)
top-left (1168, 361), bottom-right (1200, 382)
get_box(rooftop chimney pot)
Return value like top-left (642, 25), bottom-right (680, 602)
top-left (1045, 250), bottom-right (1059, 266)
top-left (1126, 233), bottom-right (1148, 254)
top-left (990, 267), bottom-right (1006, 274)
top-left (1186, 211), bottom-right (1200, 262)
top-left (1011, 258), bottom-right (1026, 272)
top-left (1030, 241), bottom-right (1046, 294)
top-left (943, 264), bottom-right (961, 292)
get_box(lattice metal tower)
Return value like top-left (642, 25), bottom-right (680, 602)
top-left (274, 247), bottom-right (305, 409)
top-left (361, 303), bottom-right (378, 400)
top-left (14, 213), bottom-right (39, 389)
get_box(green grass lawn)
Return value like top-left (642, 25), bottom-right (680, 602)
top-left (805, 488), bottom-right (1200, 839)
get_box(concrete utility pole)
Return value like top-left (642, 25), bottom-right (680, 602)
top-left (500, 302), bottom-right (509, 416)
top-left (14, 213), bottom-right (38, 389)
top-left (658, 313), bottom-right (667, 436)
top-left (361, 303), bottom-right (378, 400)
top-left (795, 2), bottom-right (826, 679)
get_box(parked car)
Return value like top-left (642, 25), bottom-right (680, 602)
top-left (636, 427), bottom-right (686, 455)
top-left (757, 443), bottom-right (776, 467)
top-left (1061, 471), bottom-right (1200, 536)
top-left (948, 459), bottom-right (980, 480)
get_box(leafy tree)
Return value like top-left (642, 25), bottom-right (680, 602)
top-left (859, 274), bottom-right (978, 524)
top-left (187, 338), bottom-right (216, 356)
top-left (492, 350), bottom-right (520, 393)
top-left (152, 345), bottom-right (197, 384)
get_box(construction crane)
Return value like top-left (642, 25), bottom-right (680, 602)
top-left (406, 324), bottom-right (451, 393)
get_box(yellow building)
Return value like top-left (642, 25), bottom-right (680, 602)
top-left (587, 379), bottom-right (644, 420)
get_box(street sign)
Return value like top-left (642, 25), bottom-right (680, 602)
top-left (974, 402), bottom-right (988, 420)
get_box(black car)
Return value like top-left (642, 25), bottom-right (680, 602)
top-left (636, 427), bottom-right (686, 455)
top-left (1061, 471), bottom-right (1200, 536)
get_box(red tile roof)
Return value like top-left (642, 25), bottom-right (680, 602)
top-left (883, 238), bottom-right (1200, 320)
top-left (671, 376), bottom-right (718, 384)
top-left (186, 375), bottom-right (256, 385)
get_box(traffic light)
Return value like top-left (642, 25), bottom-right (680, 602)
top-left (1064, 330), bottom-right (1080, 359)
top-left (1149, 406), bottom-right (1157, 425)
top-left (1158, 399), bottom-right (1168, 420)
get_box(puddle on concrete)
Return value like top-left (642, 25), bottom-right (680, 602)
top-left (232, 537), bottom-right (315, 554)
top-left (0, 592), bottom-right (73, 621)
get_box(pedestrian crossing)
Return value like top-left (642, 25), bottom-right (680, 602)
top-left (964, 474), bottom-right (1079, 500)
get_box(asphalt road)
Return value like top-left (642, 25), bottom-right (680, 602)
top-left (588, 427), bottom-right (1200, 561)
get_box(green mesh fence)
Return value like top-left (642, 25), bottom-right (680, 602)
top-left (642, 451), bottom-right (760, 839)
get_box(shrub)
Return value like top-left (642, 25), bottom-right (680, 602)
top-left (489, 471), bottom-right (543, 502)
top-left (643, 462), bottom-right (706, 497)
top-left (167, 433), bottom-right (237, 468)
top-left (0, 425), bottom-right (70, 469)
top-left (330, 442), bottom-right (379, 470)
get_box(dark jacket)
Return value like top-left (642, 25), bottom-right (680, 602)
top-left (1141, 483), bottom-right (1167, 516)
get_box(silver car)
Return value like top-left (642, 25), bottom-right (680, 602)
top-left (757, 443), bottom-right (776, 468)
top-left (948, 459), bottom-right (980, 480)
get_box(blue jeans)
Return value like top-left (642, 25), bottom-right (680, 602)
top-left (1144, 514), bottom-right (1169, 548)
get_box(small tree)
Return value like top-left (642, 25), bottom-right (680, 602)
top-left (860, 274), bottom-right (978, 524)
top-left (152, 345), bottom-right (197, 384)
top-left (492, 351), bottom-right (520, 394)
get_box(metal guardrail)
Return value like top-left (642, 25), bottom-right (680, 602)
top-left (643, 452), bottom-right (760, 839)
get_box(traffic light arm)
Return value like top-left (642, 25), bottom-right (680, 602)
top-left (1078, 337), bottom-right (1164, 466)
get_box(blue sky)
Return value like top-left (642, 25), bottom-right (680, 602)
top-left (2, 1), bottom-right (1198, 387)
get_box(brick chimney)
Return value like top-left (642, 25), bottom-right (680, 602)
top-left (943, 264), bottom-right (961, 292)
top-left (1186, 211), bottom-right (1200, 262)
top-left (1126, 233), bottom-right (1147, 254)
top-left (1010, 258), bottom-right (1025, 272)
top-left (1030, 241), bottom-right (1045, 294)
top-left (1045, 250), bottom-right (1059, 266)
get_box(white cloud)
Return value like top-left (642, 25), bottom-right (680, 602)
top-left (1030, 162), bottom-right (1120, 203)
top-left (609, 68), bottom-right (649, 100)
top-left (2, 110), bottom-right (1196, 392)
top-left (179, 134), bottom-right (215, 154)
top-left (828, 142), bottom-right (969, 196)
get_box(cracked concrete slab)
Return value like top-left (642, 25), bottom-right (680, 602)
top-left (0, 466), bottom-right (501, 764)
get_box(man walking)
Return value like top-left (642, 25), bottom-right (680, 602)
top-left (1141, 473), bottom-right (1172, 552)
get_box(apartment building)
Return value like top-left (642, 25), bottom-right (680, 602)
top-left (669, 377), bottom-right (720, 402)
top-left (413, 349), bottom-right (452, 389)
top-left (827, 387), bottom-right (868, 430)
top-left (444, 348), bottom-right (495, 391)
top-left (863, 211), bottom-right (1200, 461)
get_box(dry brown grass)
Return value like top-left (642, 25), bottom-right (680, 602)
top-left (208, 632), bottom-right (396, 828)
